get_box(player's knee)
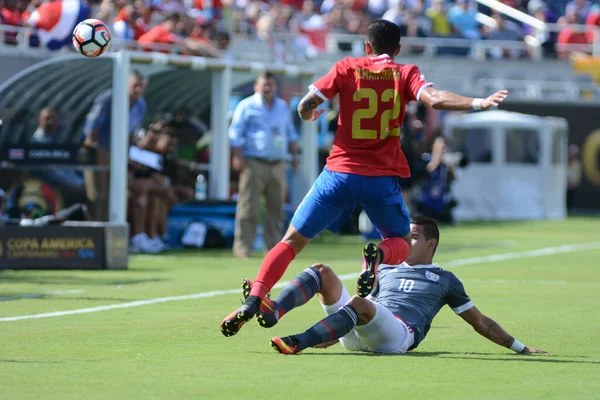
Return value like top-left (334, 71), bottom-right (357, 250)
top-left (311, 263), bottom-right (334, 285)
top-left (135, 194), bottom-right (147, 209)
top-left (347, 295), bottom-right (376, 325)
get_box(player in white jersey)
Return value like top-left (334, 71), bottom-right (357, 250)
top-left (250, 216), bottom-right (547, 355)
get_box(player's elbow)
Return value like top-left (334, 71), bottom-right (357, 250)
top-left (424, 90), bottom-right (443, 109)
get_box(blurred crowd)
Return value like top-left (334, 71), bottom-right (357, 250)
top-left (1, 0), bottom-right (600, 59)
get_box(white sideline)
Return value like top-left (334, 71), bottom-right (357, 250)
top-left (1, 241), bottom-right (599, 322)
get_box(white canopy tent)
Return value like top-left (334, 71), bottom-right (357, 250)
top-left (443, 110), bottom-right (568, 221)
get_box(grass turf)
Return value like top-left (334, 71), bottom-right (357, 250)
top-left (1, 217), bottom-right (599, 399)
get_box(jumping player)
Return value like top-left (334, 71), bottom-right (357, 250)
top-left (221, 19), bottom-right (508, 337)
top-left (268, 217), bottom-right (547, 355)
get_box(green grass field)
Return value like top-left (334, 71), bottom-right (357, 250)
top-left (1, 218), bottom-right (600, 399)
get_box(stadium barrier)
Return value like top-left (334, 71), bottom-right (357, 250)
top-left (0, 222), bottom-right (128, 270)
top-left (2, 22), bottom-right (599, 61)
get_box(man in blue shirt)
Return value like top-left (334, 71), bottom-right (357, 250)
top-left (83, 70), bottom-right (147, 150)
top-left (229, 72), bottom-right (299, 259)
top-left (255, 216), bottom-right (547, 356)
top-left (447, 0), bottom-right (481, 40)
top-left (83, 70), bottom-right (147, 221)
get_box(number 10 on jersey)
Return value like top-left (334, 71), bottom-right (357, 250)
top-left (399, 279), bottom-right (414, 292)
top-left (351, 88), bottom-right (402, 140)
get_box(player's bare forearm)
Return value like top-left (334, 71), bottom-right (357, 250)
top-left (298, 91), bottom-right (325, 121)
top-left (474, 315), bottom-right (516, 350)
top-left (419, 87), bottom-right (508, 111)
top-left (459, 306), bottom-right (547, 354)
top-left (420, 88), bottom-right (474, 110)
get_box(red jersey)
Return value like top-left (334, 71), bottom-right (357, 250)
top-left (138, 25), bottom-right (176, 45)
top-left (310, 55), bottom-right (431, 177)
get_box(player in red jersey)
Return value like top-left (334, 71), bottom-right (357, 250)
top-left (221, 19), bottom-right (507, 338)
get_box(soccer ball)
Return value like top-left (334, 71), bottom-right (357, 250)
top-left (72, 19), bottom-right (111, 57)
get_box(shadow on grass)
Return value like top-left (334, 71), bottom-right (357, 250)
top-left (298, 350), bottom-right (598, 364)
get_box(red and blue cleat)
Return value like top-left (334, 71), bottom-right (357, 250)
top-left (271, 336), bottom-right (300, 355)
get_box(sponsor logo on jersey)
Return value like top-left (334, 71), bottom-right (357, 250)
top-left (425, 270), bottom-right (440, 282)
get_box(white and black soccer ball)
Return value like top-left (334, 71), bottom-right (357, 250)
top-left (72, 19), bottom-right (111, 57)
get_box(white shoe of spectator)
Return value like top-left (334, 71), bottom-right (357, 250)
top-left (151, 236), bottom-right (170, 252)
top-left (130, 233), bottom-right (161, 254)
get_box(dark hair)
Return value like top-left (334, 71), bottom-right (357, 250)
top-left (165, 12), bottom-right (181, 23)
top-left (215, 31), bottom-right (230, 41)
top-left (366, 19), bottom-right (402, 57)
top-left (256, 71), bottom-right (277, 83)
top-left (411, 216), bottom-right (440, 255)
top-left (129, 69), bottom-right (145, 81)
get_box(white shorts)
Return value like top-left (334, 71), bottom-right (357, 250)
top-left (321, 286), bottom-right (415, 354)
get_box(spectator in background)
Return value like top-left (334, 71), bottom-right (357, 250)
top-left (128, 167), bottom-right (152, 253)
top-left (228, 72), bottom-right (299, 259)
top-left (566, 144), bottom-right (582, 211)
top-left (214, 30), bottom-right (232, 59)
top-left (382, 1), bottom-right (407, 28)
top-left (146, 133), bottom-right (179, 247)
top-left (416, 137), bottom-right (458, 224)
top-left (172, 107), bottom-right (208, 161)
top-left (402, 10), bottom-right (427, 38)
top-left (127, 130), bottom-right (171, 253)
top-left (134, 0), bottom-right (153, 38)
top-left (31, 107), bottom-right (60, 144)
top-left (525, 0), bottom-right (556, 58)
top-left (30, 108), bottom-right (87, 210)
top-left (1, 0), bottom-right (24, 32)
top-left (557, 9), bottom-right (589, 59)
top-left (138, 12), bottom-right (221, 57)
top-left (565, 0), bottom-right (593, 23)
top-left (487, 12), bottom-right (523, 59)
top-left (190, 16), bottom-right (214, 42)
top-left (84, 70), bottom-right (147, 150)
top-left (586, 5), bottom-right (600, 43)
top-left (426, 0), bottom-right (452, 37)
top-left (112, 3), bottom-right (141, 41)
top-left (138, 12), bottom-right (182, 46)
top-left (83, 70), bottom-right (147, 221)
top-left (447, 0), bottom-right (480, 40)
top-left (192, 0), bottom-right (224, 20)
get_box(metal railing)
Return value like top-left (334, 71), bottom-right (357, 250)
top-left (1, 21), bottom-right (599, 62)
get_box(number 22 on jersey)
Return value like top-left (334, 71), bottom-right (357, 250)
top-left (351, 87), bottom-right (402, 140)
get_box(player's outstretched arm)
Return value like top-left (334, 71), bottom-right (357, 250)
top-left (458, 306), bottom-right (547, 354)
top-left (419, 87), bottom-right (508, 111)
top-left (297, 91), bottom-right (326, 121)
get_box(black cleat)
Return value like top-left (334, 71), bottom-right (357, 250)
top-left (357, 243), bottom-right (382, 297)
top-left (220, 295), bottom-right (261, 337)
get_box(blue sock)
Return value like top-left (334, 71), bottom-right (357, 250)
top-left (274, 266), bottom-right (322, 318)
top-left (292, 305), bottom-right (359, 351)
